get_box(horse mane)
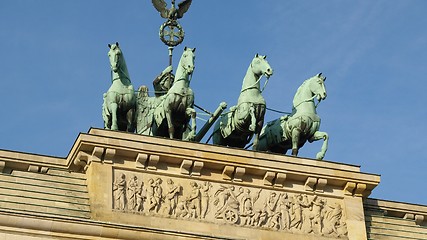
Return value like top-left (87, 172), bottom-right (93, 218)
top-left (294, 77), bottom-right (311, 97)
top-left (292, 75), bottom-right (317, 110)
top-left (120, 55), bottom-right (130, 81)
top-left (114, 45), bottom-right (131, 84)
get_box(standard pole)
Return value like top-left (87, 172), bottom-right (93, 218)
top-left (168, 46), bottom-right (174, 66)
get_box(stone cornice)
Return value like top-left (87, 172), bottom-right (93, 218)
top-left (364, 198), bottom-right (427, 224)
top-left (0, 128), bottom-right (381, 197)
top-left (73, 128), bottom-right (380, 197)
top-left (0, 210), bottom-right (238, 240)
top-left (0, 149), bottom-right (66, 173)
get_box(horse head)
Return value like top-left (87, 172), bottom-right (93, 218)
top-left (309, 73), bottom-right (327, 101)
top-left (180, 47), bottom-right (196, 75)
top-left (251, 54), bottom-right (273, 79)
top-left (108, 42), bottom-right (121, 73)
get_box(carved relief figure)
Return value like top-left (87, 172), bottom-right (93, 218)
top-left (252, 209), bottom-right (268, 227)
top-left (127, 175), bottom-right (141, 211)
top-left (186, 181), bottom-right (201, 218)
top-left (147, 178), bottom-right (163, 212)
top-left (176, 200), bottom-right (189, 218)
top-left (164, 179), bottom-right (181, 215)
top-left (310, 195), bottom-right (325, 234)
top-left (264, 192), bottom-right (281, 229)
top-left (213, 185), bottom-right (241, 224)
top-left (136, 181), bottom-right (146, 212)
top-left (322, 202), bottom-right (347, 236)
top-left (238, 188), bottom-right (261, 226)
top-left (214, 185), bottom-right (238, 218)
top-left (300, 194), bottom-right (313, 233)
top-left (113, 173), bottom-right (127, 210)
top-left (290, 194), bottom-right (303, 230)
top-left (200, 181), bottom-right (212, 218)
top-left (279, 193), bottom-right (291, 230)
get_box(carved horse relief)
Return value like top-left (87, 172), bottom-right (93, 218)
top-left (136, 47), bottom-right (197, 140)
top-left (213, 54), bottom-right (273, 150)
top-left (102, 42), bottom-right (136, 132)
top-left (258, 73), bottom-right (328, 160)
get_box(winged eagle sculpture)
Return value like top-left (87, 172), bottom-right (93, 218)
top-left (152, 0), bottom-right (192, 20)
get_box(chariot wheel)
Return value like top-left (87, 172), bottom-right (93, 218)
top-left (224, 208), bottom-right (239, 224)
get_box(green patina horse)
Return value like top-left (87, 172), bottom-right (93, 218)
top-left (136, 47), bottom-right (196, 140)
top-left (213, 54), bottom-right (273, 150)
top-left (258, 73), bottom-right (328, 160)
top-left (102, 42), bottom-right (136, 132)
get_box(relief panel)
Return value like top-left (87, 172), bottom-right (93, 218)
top-left (112, 169), bottom-right (347, 238)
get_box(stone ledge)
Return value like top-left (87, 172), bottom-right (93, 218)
top-left (0, 210), bottom-right (231, 240)
top-left (71, 129), bottom-right (380, 192)
top-left (0, 128), bottom-right (380, 195)
top-left (364, 198), bottom-right (427, 225)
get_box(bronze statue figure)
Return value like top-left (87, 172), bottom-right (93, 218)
top-left (152, 0), bottom-right (192, 20)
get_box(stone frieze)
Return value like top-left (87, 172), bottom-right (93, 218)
top-left (112, 169), bottom-right (348, 238)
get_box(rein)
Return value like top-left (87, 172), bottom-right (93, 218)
top-left (293, 94), bottom-right (321, 109)
top-left (240, 73), bottom-right (270, 94)
top-left (110, 60), bottom-right (131, 84)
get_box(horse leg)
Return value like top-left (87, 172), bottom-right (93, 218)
top-left (291, 128), bottom-right (301, 156)
top-left (102, 94), bottom-right (111, 129)
top-left (126, 108), bottom-right (135, 132)
top-left (164, 101), bottom-right (174, 139)
top-left (309, 131), bottom-right (329, 160)
top-left (185, 107), bottom-right (196, 141)
top-left (125, 92), bottom-right (136, 132)
top-left (249, 105), bottom-right (256, 132)
top-left (252, 133), bottom-right (260, 151)
top-left (102, 105), bottom-right (111, 129)
top-left (252, 118), bottom-right (264, 151)
top-left (110, 102), bottom-right (119, 130)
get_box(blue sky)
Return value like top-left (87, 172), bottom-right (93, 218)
top-left (1, 1), bottom-right (426, 205)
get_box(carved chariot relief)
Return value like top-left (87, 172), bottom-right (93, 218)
top-left (112, 170), bottom-right (347, 238)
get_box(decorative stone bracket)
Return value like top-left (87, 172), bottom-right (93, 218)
top-left (104, 148), bottom-right (116, 164)
top-left (74, 151), bottom-right (89, 170)
top-left (180, 159), bottom-right (204, 176)
top-left (404, 213), bottom-right (425, 225)
top-left (304, 177), bottom-right (328, 192)
top-left (263, 171), bottom-right (287, 187)
top-left (222, 165), bottom-right (245, 182)
top-left (74, 147), bottom-right (117, 170)
top-left (91, 147), bottom-right (104, 163)
top-left (0, 161), bottom-right (5, 173)
top-left (27, 165), bottom-right (48, 173)
top-left (344, 182), bottom-right (368, 197)
top-left (135, 153), bottom-right (160, 170)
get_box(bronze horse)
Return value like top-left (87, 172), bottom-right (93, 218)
top-left (213, 54), bottom-right (273, 149)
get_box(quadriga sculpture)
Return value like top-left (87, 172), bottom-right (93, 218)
top-left (136, 47), bottom-right (197, 140)
top-left (258, 73), bottom-right (328, 160)
top-left (102, 42), bottom-right (136, 132)
top-left (213, 54), bottom-right (273, 150)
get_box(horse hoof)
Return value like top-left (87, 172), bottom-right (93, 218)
top-left (316, 152), bottom-right (324, 160)
top-left (291, 149), bottom-right (298, 156)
